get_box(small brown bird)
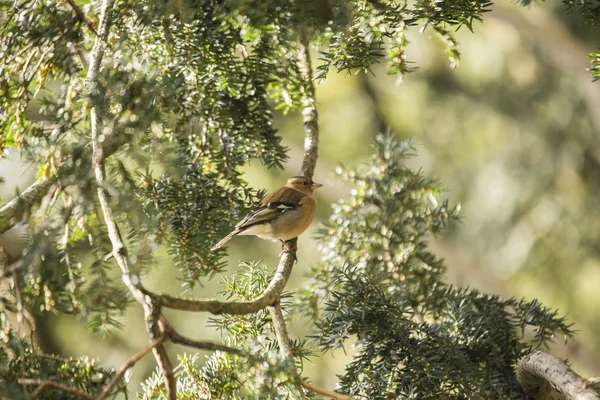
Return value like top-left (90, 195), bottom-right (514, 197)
top-left (211, 176), bottom-right (322, 258)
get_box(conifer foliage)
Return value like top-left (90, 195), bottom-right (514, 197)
top-left (0, 0), bottom-right (594, 399)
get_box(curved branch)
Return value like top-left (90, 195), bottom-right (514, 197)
top-left (517, 350), bottom-right (600, 400)
top-left (158, 240), bottom-right (296, 314)
top-left (270, 299), bottom-right (295, 360)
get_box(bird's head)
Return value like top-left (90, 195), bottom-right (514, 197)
top-left (286, 176), bottom-right (323, 195)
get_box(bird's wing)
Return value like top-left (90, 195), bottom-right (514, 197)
top-left (235, 187), bottom-right (305, 230)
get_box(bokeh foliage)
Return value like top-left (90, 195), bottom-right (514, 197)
top-left (0, 0), bottom-right (595, 398)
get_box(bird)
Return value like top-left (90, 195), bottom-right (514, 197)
top-left (211, 176), bottom-right (322, 260)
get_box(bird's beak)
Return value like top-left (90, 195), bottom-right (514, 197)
top-left (311, 182), bottom-right (323, 190)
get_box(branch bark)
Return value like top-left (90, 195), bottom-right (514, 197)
top-left (270, 300), bottom-right (295, 360)
top-left (517, 350), bottom-right (600, 400)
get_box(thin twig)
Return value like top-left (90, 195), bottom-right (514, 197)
top-left (63, 0), bottom-right (97, 35)
top-left (24, 44), bottom-right (55, 90)
top-left (4, 254), bottom-right (31, 396)
top-left (300, 381), bottom-right (354, 400)
top-left (358, 73), bottom-right (387, 137)
top-left (19, 378), bottom-right (95, 400)
top-left (166, 328), bottom-right (244, 355)
top-left (95, 335), bottom-right (168, 400)
top-left (12, 269), bottom-right (24, 336)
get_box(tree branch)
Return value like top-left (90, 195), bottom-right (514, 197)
top-left (297, 32), bottom-right (319, 180)
top-left (19, 378), bottom-right (95, 400)
top-left (270, 299), bottom-right (295, 360)
top-left (269, 298), bottom-right (305, 398)
top-left (0, 130), bottom-right (132, 237)
top-left (165, 326), bottom-right (244, 355)
top-left (300, 381), bottom-right (354, 400)
top-left (85, 1), bottom-right (175, 399)
top-left (62, 0), bottom-right (97, 35)
top-left (517, 350), bottom-right (600, 400)
top-left (95, 335), bottom-right (167, 400)
top-left (358, 73), bottom-right (388, 137)
top-left (158, 240), bottom-right (296, 314)
top-left (0, 178), bottom-right (56, 234)
top-left (0, 259), bottom-right (23, 280)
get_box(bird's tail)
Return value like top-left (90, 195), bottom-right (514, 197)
top-left (210, 230), bottom-right (240, 251)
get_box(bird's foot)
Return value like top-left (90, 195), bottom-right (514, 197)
top-left (279, 240), bottom-right (298, 263)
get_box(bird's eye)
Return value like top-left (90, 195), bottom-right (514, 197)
top-left (303, 181), bottom-right (309, 186)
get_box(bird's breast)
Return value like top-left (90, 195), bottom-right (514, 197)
top-left (271, 198), bottom-right (316, 241)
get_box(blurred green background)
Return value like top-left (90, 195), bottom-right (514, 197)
top-left (1, 0), bottom-right (599, 394)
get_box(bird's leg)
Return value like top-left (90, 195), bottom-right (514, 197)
top-left (279, 239), bottom-right (298, 263)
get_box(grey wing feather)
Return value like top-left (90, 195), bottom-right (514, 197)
top-left (235, 187), bottom-right (306, 230)
top-left (235, 201), bottom-right (300, 230)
